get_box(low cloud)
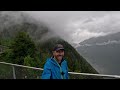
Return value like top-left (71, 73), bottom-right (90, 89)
top-left (66, 13), bottom-right (120, 44)
top-left (79, 40), bottom-right (120, 47)
top-left (22, 11), bottom-right (120, 46)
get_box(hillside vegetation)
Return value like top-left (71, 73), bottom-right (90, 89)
top-left (0, 11), bottom-right (99, 79)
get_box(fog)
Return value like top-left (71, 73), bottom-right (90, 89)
top-left (79, 40), bottom-right (120, 47)
top-left (21, 11), bottom-right (120, 46)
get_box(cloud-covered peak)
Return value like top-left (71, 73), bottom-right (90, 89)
top-left (22, 11), bottom-right (120, 47)
top-left (66, 12), bottom-right (120, 45)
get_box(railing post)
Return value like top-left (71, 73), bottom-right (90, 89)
top-left (12, 66), bottom-right (16, 79)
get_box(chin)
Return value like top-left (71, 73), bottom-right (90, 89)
top-left (57, 58), bottom-right (63, 61)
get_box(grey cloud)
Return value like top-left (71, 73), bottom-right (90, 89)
top-left (22, 11), bottom-right (120, 46)
top-left (79, 40), bottom-right (120, 47)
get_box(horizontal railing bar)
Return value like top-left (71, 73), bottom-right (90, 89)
top-left (0, 61), bottom-right (120, 78)
top-left (68, 72), bottom-right (120, 78)
top-left (0, 62), bottom-right (43, 70)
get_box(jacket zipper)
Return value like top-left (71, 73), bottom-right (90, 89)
top-left (53, 58), bottom-right (64, 79)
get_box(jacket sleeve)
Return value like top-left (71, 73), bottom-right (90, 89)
top-left (65, 61), bottom-right (69, 79)
top-left (66, 63), bottom-right (69, 79)
top-left (41, 61), bottom-right (51, 79)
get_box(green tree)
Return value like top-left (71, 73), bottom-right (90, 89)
top-left (0, 49), bottom-right (14, 62)
top-left (11, 31), bottom-right (37, 65)
top-left (24, 55), bottom-right (34, 66)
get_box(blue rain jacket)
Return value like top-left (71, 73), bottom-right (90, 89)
top-left (41, 57), bottom-right (69, 79)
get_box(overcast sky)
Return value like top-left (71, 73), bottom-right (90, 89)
top-left (22, 11), bottom-right (120, 46)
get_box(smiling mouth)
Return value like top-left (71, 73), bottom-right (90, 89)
top-left (57, 56), bottom-right (63, 59)
top-left (58, 56), bottom-right (63, 57)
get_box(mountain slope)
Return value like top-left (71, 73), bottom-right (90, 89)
top-left (0, 11), bottom-right (99, 79)
top-left (77, 32), bottom-right (120, 75)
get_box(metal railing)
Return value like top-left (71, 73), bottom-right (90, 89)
top-left (0, 61), bottom-right (120, 79)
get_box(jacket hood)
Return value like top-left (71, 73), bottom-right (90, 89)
top-left (47, 57), bottom-right (66, 67)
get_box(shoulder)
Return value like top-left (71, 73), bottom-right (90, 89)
top-left (45, 58), bottom-right (52, 64)
top-left (44, 58), bottom-right (52, 68)
top-left (63, 58), bottom-right (68, 63)
top-left (62, 59), bottom-right (68, 65)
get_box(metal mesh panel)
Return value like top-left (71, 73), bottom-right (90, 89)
top-left (0, 63), bottom-right (43, 79)
top-left (0, 63), bottom-right (13, 79)
top-left (14, 66), bottom-right (43, 79)
top-left (0, 62), bottom-right (120, 79)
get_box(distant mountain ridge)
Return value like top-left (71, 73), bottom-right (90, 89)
top-left (79, 32), bottom-right (120, 45)
top-left (77, 32), bottom-right (120, 75)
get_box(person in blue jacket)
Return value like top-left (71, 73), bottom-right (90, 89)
top-left (41, 44), bottom-right (69, 79)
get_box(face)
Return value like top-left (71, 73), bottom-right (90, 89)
top-left (53, 49), bottom-right (65, 63)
